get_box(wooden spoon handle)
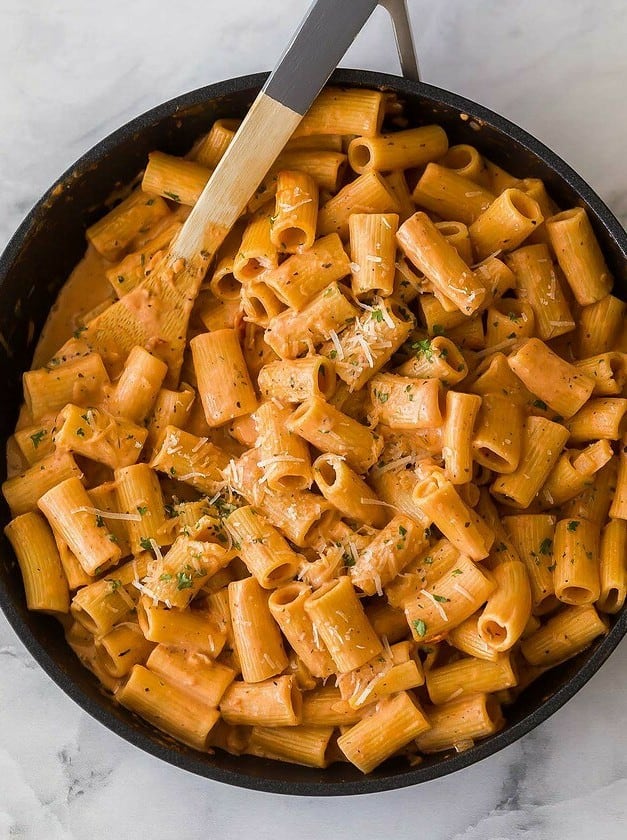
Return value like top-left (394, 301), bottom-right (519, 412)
top-left (172, 0), bottom-right (379, 262)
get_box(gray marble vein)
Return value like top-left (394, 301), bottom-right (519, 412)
top-left (0, 1), bottom-right (626, 837)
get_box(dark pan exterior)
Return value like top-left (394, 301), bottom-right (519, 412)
top-left (0, 69), bottom-right (625, 796)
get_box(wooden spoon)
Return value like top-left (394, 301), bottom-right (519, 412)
top-left (75, 0), bottom-right (418, 385)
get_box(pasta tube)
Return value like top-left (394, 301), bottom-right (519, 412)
top-left (255, 401), bottom-right (312, 492)
top-left (598, 519), bottom-right (627, 614)
top-left (268, 583), bottom-right (335, 678)
top-left (521, 605), bottom-right (608, 667)
top-left (220, 675), bottom-right (302, 727)
top-left (348, 125), bottom-right (448, 173)
top-left (349, 213), bottom-right (399, 297)
top-left (506, 244), bottom-right (575, 340)
top-left (477, 560), bottom-right (532, 651)
top-left (412, 469), bottom-right (494, 560)
top-left (350, 514), bottom-right (428, 596)
top-left (426, 654), bottom-right (516, 705)
top-left (228, 577), bottom-right (288, 682)
top-left (508, 338), bottom-right (595, 418)
top-left (491, 417), bottom-right (570, 509)
top-left (38, 477), bottom-right (121, 575)
top-left (317, 171), bottom-right (400, 239)
top-left (257, 356), bottom-right (336, 404)
top-left (442, 391), bottom-right (482, 484)
top-left (468, 188), bottom-right (543, 259)
top-left (546, 207), bottom-right (613, 305)
top-left (416, 693), bottom-right (504, 753)
top-left (337, 692), bottom-right (430, 773)
top-left (397, 212), bottom-right (486, 315)
top-left (472, 394), bottom-right (523, 474)
top-left (312, 454), bottom-right (387, 528)
top-left (287, 396), bottom-right (382, 474)
top-left (226, 506), bottom-right (301, 588)
top-left (304, 576), bottom-right (382, 672)
top-left (404, 555), bottom-right (495, 642)
top-left (368, 373), bottom-right (444, 430)
top-left (270, 170), bottom-right (319, 253)
top-left (554, 517), bottom-right (601, 605)
top-left (4, 512), bottom-right (69, 614)
top-left (412, 163), bottom-right (495, 225)
top-left (116, 665), bottom-right (219, 751)
top-left (191, 329), bottom-right (257, 426)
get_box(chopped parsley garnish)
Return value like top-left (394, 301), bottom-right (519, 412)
top-left (139, 537), bottom-right (153, 551)
top-left (371, 309), bottom-right (384, 323)
top-left (451, 568), bottom-right (463, 576)
top-left (432, 324), bottom-right (446, 336)
top-left (413, 619), bottom-right (427, 638)
top-left (108, 533), bottom-right (118, 543)
top-left (159, 573), bottom-right (173, 582)
top-left (75, 427), bottom-right (86, 437)
top-left (398, 525), bottom-right (407, 537)
top-left (30, 430), bottom-right (47, 449)
top-left (432, 594), bottom-right (449, 603)
top-left (539, 537), bottom-right (553, 555)
top-left (532, 399), bottom-right (548, 410)
top-left (422, 556), bottom-right (433, 565)
top-left (374, 389), bottom-right (389, 403)
top-left (108, 579), bottom-right (122, 591)
top-left (137, 505), bottom-right (148, 516)
top-left (176, 570), bottom-right (194, 590)
top-left (567, 520), bottom-right (580, 532)
top-left (95, 515), bottom-right (105, 528)
top-left (73, 325), bottom-right (87, 339)
top-left (164, 504), bottom-right (179, 518)
top-left (164, 191), bottom-right (180, 202)
top-left (343, 552), bottom-right (356, 568)
top-left (412, 338), bottom-right (434, 361)
top-left (329, 349), bottom-right (338, 359)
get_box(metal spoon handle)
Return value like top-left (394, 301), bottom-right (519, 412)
top-left (174, 0), bottom-right (418, 260)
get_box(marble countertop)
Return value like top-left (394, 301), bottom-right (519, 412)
top-left (1, 1), bottom-right (626, 837)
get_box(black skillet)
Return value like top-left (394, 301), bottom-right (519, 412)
top-left (0, 0), bottom-right (625, 795)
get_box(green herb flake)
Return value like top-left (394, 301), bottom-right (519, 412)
top-left (95, 515), bottom-right (105, 528)
top-left (532, 399), bottom-right (548, 410)
top-left (176, 570), bottom-right (194, 590)
top-left (451, 568), bottom-right (463, 576)
top-left (139, 537), bottom-right (153, 551)
top-left (412, 338), bottom-right (434, 362)
top-left (398, 525), bottom-right (407, 537)
top-left (412, 619), bottom-right (428, 638)
top-left (371, 309), bottom-right (384, 323)
top-left (164, 191), bottom-right (180, 202)
top-left (567, 520), bottom-right (580, 532)
top-left (137, 505), bottom-right (148, 517)
top-left (422, 556), bottom-right (433, 565)
top-left (432, 324), bottom-right (446, 336)
top-left (432, 594), bottom-right (449, 603)
top-left (75, 428), bottom-right (86, 437)
top-left (329, 349), bottom-right (338, 359)
top-left (159, 573), bottom-right (173, 582)
top-left (108, 533), bottom-right (118, 543)
top-left (539, 537), bottom-right (553, 555)
top-left (73, 325), bottom-right (87, 339)
top-left (30, 430), bottom-right (47, 449)
top-left (108, 579), bottom-right (122, 592)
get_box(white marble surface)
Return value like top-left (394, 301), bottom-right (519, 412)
top-left (0, 1), bottom-right (626, 837)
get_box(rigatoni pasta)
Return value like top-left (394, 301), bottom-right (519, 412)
top-left (4, 85), bottom-right (623, 776)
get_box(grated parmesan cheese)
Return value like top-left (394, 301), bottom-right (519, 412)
top-left (420, 588), bottom-right (449, 622)
top-left (329, 329), bottom-right (345, 360)
top-left (73, 506), bottom-right (142, 523)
